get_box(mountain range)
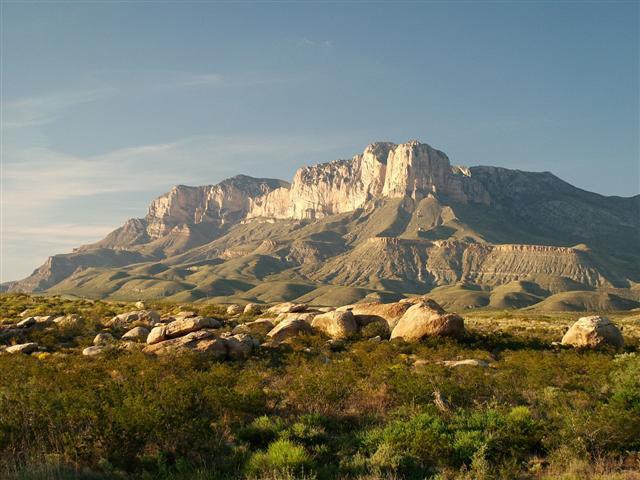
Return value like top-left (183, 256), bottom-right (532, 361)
top-left (7, 140), bottom-right (640, 310)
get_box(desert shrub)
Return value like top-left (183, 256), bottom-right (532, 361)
top-left (238, 416), bottom-right (285, 448)
top-left (245, 439), bottom-right (311, 477)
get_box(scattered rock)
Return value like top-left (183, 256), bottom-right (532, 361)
top-left (226, 304), bottom-right (243, 315)
top-left (108, 310), bottom-right (160, 328)
top-left (34, 315), bottom-right (55, 325)
top-left (5, 342), bottom-right (38, 354)
top-left (93, 332), bottom-right (116, 346)
top-left (274, 312), bottom-right (318, 325)
top-left (267, 318), bottom-right (313, 342)
top-left (561, 316), bottom-right (624, 349)
top-left (340, 301), bottom-right (414, 330)
top-left (226, 334), bottom-right (256, 360)
top-left (146, 316), bottom-right (220, 344)
top-left (173, 311), bottom-right (197, 320)
top-left (134, 301), bottom-right (146, 310)
top-left (312, 310), bottom-right (358, 340)
top-left (267, 302), bottom-right (308, 314)
top-left (82, 345), bottom-right (109, 356)
top-left (53, 314), bottom-right (83, 328)
top-left (16, 317), bottom-right (36, 328)
top-left (144, 330), bottom-right (227, 358)
top-left (390, 301), bottom-right (464, 341)
top-left (121, 326), bottom-right (150, 342)
top-left (232, 318), bottom-right (274, 335)
top-left (19, 309), bottom-right (30, 317)
top-left (243, 303), bottom-right (263, 315)
top-left (441, 359), bottom-right (489, 368)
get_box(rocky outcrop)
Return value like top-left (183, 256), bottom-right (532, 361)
top-left (561, 316), bottom-right (624, 349)
top-left (144, 330), bottom-right (227, 357)
top-left (146, 316), bottom-right (220, 344)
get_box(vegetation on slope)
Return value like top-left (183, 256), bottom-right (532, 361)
top-left (0, 294), bottom-right (639, 479)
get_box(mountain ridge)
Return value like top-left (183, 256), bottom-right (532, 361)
top-left (8, 140), bottom-right (640, 309)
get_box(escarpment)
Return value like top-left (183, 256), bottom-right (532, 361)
top-left (8, 139), bottom-right (639, 307)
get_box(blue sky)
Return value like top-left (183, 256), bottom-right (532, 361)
top-left (1, 1), bottom-right (638, 282)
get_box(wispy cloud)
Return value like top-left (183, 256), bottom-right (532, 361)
top-left (1, 89), bottom-right (112, 129)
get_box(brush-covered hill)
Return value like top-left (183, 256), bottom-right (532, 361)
top-left (9, 140), bottom-right (640, 309)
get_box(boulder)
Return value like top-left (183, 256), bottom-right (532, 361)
top-left (561, 316), bottom-right (624, 349)
top-left (93, 332), bottom-right (116, 346)
top-left (232, 318), bottom-right (274, 335)
top-left (16, 317), bottom-right (36, 328)
top-left (5, 343), bottom-right (38, 354)
top-left (134, 301), bottom-right (146, 309)
top-left (53, 314), bottom-right (83, 328)
top-left (146, 326), bottom-right (167, 345)
top-left (146, 316), bottom-right (220, 344)
top-left (339, 301), bottom-right (416, 330)
top-left (311, 311), bottom-right (358, 340)
top-left (226, 304), bottom-right (243, 316)
top-left (267, 318), bottom-right (313, 342)
top-left (121, 326), bottom-right (150, 342)
top-left (390, 301), bottom-right (464, 341)
top-left (83, 345), bottom-right (109, 356)
top-left (144, 330), bottom-right (227, 358)
top-left (226, 334), bottom-right (255, 360)
top-left (108, 310), bottom-right (160, 328)
top-left (267, 302), bottom-right (308, 314)
top-left (243, 303), bottom-right (263, 315)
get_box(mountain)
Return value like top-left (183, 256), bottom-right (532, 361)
top-left (9, 140), bottom-right (640, 309)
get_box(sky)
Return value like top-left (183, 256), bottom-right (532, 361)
top-left (1, 1), bottom-right (638, 283)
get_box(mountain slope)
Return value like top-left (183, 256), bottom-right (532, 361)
top-left (9, 140), bottom-right (639, 309)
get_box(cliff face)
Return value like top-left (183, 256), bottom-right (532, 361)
top-left (146, 175), bottom-right (289, 237)
top-left (9, 139), bottom-right (640, 304)
top-left (247, 141), bottom-right (490, 220)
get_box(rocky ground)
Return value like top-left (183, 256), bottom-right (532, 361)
top-left (2, 296), bottom-right (636, 361)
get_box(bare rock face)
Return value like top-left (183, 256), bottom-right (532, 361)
top-left (144, 330), bottom-right (227, 358)
top-left (561, 316), bottom-right (624, 349)
top-left (246, 141), bottom-right (489, 221)
top-left (390, 301), bottom-right (465, 341)
top-left (267, 318), bottom-right (313, 342)
top-left (311, 311), bottom-right (358, 340)
top-left (146, 176), bottom-right (289, 237)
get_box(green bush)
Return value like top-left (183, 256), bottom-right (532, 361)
top-left (245, 440), bottom-right (311, 477)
